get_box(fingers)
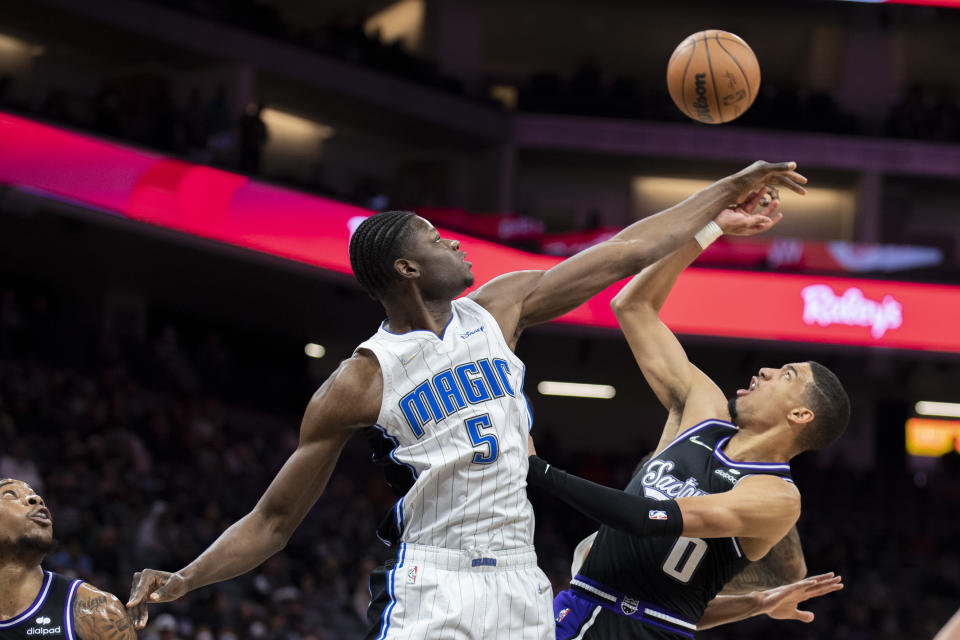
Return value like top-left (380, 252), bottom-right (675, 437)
top-left (739, 207), bottom-right (781, 232)
top-left (131, 603), bottom-right (150, 631)
top-left (755, 198), bottom-right (782, 223)
top-left (803, 579), bottom-right (844, 599)
top-left (126, 571), bottom-right (145, 608)
top-left (741, 161), bottom-right (808, 195)
top-left (151, 579), bottom-right (181, 602)
top-left (739, 189), bottom-right (767, 214)
top-left (768, 174), bottom-right (807, 196)
top-left (805, 572), bottom-right (836, 581)
top-left (793, 610), bottom-right (815, 623)
top-left (751, 160), bottom-right (797, 173)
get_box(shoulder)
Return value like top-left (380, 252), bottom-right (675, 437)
top-left (468, 270), bottom-right (543, 312)
top-left (303, 351), bottom-right (383, 432)
top-left (735, 474), bottom-right (801, 511)
top-left (313, 350), bottom-right (381, 399)
top-left (72, 583), bottom-right (135, 640)
top-left (333, 349), bottom-right (381, 384)
top-left (468, 271), bottom-right (544, 346)
top-left (659, 418), bottom-right (735, 452)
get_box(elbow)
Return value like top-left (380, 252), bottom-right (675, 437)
top-left (266, 519), bottom-right (293, 554)
top-left (258, 508), bottom-right (294, 554)
top-left (609, 294), bottom-right (628, 315)
top-left (610, 291), bottom-right (654, 318)
top-left (788, 556), bottom-right (807, 582)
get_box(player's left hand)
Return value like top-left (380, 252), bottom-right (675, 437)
top-left (758, 572), bottom-right (844, 623)
top-left (715, 187), bottom-right (783, 237)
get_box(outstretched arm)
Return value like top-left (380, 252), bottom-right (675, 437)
top-left (698, 573), bottom-right (843, 630)
top-left (721, 526), bottom-right (807, 594)
top-left (471, 162), bottom-right (805, 348)
top-left (528, 456), bottom-right (799, 550)
top-left (126, 353), bottom-right (382, 628)
top-left (73, 584), bottom-right (138, 640)
top-left (610, 189), bottom-right (784, 452)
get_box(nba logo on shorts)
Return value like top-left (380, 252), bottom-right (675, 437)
top-left (648, 510), bottom-right (668, 520)
top-left (407, 566), bottom-right (418, 585)
top-left (621, 597), bottom-right (640, 616)
top-left (556, 608), bottom-right (570, 624)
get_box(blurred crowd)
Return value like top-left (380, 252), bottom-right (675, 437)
top-left (1, 281), bottom-right (959, 640)
top-left (143, 0), bottom-right (960, 142)
top-left (0, 75), bottom-right (269, 176)
top-left (517, 59), bottom-right (861, 135)
top-left (150, 0), bottom-right (464, 95)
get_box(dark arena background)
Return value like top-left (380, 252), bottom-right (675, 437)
top-left (2, 1), bottom-right (960, 638)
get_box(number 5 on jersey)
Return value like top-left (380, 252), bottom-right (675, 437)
top-left (465, 414), bottom-right (499, 464)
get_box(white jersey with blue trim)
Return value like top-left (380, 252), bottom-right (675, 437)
top-left (356, 297), bottom-right (535, 552)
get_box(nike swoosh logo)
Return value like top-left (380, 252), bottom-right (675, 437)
top-left (401, 351), bottom-right (420, 366)
top-left (689, 436), bottom-right (714, 451)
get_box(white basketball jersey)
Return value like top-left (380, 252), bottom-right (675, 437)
top-left (357, 297), bottom-right (535, 552)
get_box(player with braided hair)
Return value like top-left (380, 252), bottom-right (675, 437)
top-left (128, 161), bottom-right (807, 640)
top-left (348, 210), bottom-right (420, 299)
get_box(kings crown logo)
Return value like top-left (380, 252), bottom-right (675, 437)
top-left (621, 597), bottom-right (640, 616)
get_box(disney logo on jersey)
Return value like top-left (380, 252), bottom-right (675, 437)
top-left (459, 326), bottom-right (485, 340)
top-left (399, 358), bottom-right (516, 438)
top-left (641, 460), bottom-right (709, 500)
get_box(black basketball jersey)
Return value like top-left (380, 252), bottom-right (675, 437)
top-left (578, 419), bottom-right (794, 634)
top-left (0, 572), bottom-right (83, 640)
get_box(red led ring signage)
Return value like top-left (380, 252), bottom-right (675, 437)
top-left (2, 112), bottom-right (959, 353)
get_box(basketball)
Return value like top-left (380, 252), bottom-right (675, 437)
top-left (666, 30), bottom-right (760, 124)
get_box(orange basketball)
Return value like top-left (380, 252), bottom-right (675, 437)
top-left (666, 30), bottom-right (760, 124)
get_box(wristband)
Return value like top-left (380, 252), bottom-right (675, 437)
top-left (695, 220), bottom-right (723, 249)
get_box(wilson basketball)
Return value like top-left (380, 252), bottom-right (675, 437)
top-left (666, 30), bottom-right (760, 124)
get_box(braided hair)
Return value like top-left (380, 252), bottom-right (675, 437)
top-left (349, 211), bottom-right (419, 299)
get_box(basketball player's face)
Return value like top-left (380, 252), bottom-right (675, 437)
top-left (0, 480), bottom-right (53, 551)
top-left (399, 217), bottom-right (474, 299)
top-left (733, 362), bottom-right (813, 427)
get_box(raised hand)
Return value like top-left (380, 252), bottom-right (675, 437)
top-left (759, 572), bottom-right (844, 623)
top-left (715, 187), bottom-right (783, 237)
top-left (729, 160), bottom-right (807, 203)
top-left (125, 569), bottom-right (190, 629)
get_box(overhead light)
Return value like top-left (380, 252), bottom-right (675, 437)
top-left (915, 401), bottom-right (960, 418)
top-left (364, 0), bottom-right (425, 52)
top-left (304, 343), bottom-right (326, 359)
top-left (261, 108), bottom-right (335, 140)
top-left (537, 381), bottom-right (616, 399)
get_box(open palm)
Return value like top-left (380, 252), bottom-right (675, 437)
top-left (760, 572), bottom-right (844, 623)
top-left (715, 188), bottom-right (784, 237)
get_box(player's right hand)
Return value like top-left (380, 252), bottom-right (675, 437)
top-left (729, 161), bottom-right (807, 202)
top-left (125, 569), bottom-right (190, 629)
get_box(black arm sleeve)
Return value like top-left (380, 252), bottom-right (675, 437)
top-left (527, 455), bottom-right (683, 538)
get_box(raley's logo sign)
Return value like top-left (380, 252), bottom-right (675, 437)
top-left (801, 285), bottom-right (903, 339)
